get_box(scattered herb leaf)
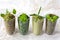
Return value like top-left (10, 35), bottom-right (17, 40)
top-left (13, 9), bottom-right (16, 14)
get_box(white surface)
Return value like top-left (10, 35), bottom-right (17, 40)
top-left (0, 0), bottom-right (60, 40)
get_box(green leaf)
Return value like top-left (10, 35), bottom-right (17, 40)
top-left (51, 19), bottom-right (54, 22)
top-left (46, 15), bottom-right (50, 19)
top-left (13, 9), bottom-right (16, 14)
top-left (1, 14), bottom-right (5, 18)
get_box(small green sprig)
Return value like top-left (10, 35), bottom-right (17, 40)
top-left (30, 7), bottom-right (44, 22)
top-left (0, 9), bottom-right (16, 21)
top-left (1, 14), bottom-right (5, 18)
top-left (13, 9), bottom-right (16, 14)
top-left (30, 7), bottom-right (41, 16)
top-left (46, 14), bottom-right (59, 22)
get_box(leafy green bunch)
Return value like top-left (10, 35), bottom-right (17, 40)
top-left (46, 14), bottom-right (59, 22)
top-left (30, 7), bottom-right (44, 22)
top-left (1, 9), bottom-right (16, 21)
top-left (18, 13), bottom-right (29, 23)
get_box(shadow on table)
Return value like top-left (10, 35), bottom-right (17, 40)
top-left (52, 31), bottom-right (60, 35)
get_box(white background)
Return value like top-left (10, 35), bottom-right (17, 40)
top-left (0, 0), bottom-right (60, 40)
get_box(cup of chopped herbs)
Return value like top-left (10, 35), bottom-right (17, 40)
top-left (18, 13), bottom-right (29, 35)
top-left (45, 14), bottom-right (59, 35)
top-left (30, 7), bottom-right (44, 35)
top-left (1, 9), bottom-right (16, 35)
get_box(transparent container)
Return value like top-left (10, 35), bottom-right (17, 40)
top-left (45, 14), bottom-right (59, 35)
top-left (45, 19), bottom-right (56, 35)
top-left (18, 18), bottom-right (29, 35)
top-left (5, 18), bottom-right (15, 35)
top-left (32, 16), bottom-right (44, 35)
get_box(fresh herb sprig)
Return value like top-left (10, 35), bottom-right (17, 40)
top-left (13, 9), bottom-right (16, 14)
top-left (1, 9), bottom-right (16, 21)
top-left (30, 7), bottom-right (44, 22)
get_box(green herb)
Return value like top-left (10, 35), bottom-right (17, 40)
top-left (30, 7), bottom-right (44, 22)
top-left (1, 14), bottom-right (5, 18)
top-left (1, 9), bottom-right (15, 21)
top-left (30, 7), bottom-right (41, 16)
top-left (13, 9), bottom-right (16, 14)
top-left (4, 13), bottom-right (15, 21)
top-left (18, 13), bottom-right (29, 23)
top-left (46, 14), bottom-right (59, 22)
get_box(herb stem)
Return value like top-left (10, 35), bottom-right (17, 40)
top-left (38, 7), bottom-right (41, 15)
